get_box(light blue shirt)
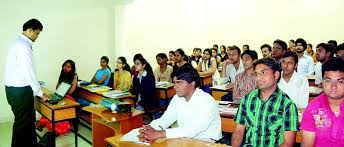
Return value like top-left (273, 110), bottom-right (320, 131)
top-left (95, 68), bottom-right (111, 86)
top-left (297, 53), bottom-right (315, 76)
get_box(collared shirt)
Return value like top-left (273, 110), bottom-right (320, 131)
top-left (149, 88), bottom-right (222, 140)
top-left (278, 71), bottom-right (309, 108)
top-left (300, 93), bottom-right (344, 147)
top-left (4, 35), bottom-right (43, 96)
top-left (235, 88), bottom-right (299, 147)
top-left (297, 52), bottom-right (315, 76)
top-left (153, 65), bottom-right (173, 82)
top-left (95, 67), bottom-right (111, 86)
top-left (225, 59), bottom-right (244, 82)
top-left (233, 71), bottom-right (256, 101)
top-left (314, 62), bottom-right (322, 85)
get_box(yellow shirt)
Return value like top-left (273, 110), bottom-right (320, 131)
top-left (114, 70), bottom-right (132, 91)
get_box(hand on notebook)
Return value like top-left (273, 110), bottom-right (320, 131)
top-left (138, 125), bottom-right (166, 143)
top-left (40, 93), bottom-right (50, 101)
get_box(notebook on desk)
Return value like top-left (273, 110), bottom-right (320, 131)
top-left (47, 82), bottom-right (71, 105)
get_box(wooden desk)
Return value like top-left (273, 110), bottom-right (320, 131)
top-left (308, 75), bottom-right (316, 86)
top-left (199, 75), bottom-right (212, 86)
top-left (34, 87), bottom-right (80, 147)
top-left (211, 85), bottom-right (233, 101)
top-left (106, 136), bottom-right (227, 147)
top-left (77, 86), bottom-right (134, 106)
top-left (155, 84), bottom-right (176, 99)
top-left (83, 106), bottom-right (144, 147)
top-left (220, 104), bottom-right (304, 143)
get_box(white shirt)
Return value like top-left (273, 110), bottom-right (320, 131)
top-left (297, 53), bottom-right (315, 76)
top-left (224, 59), bottom-right (244, 82)
top-left (314, 62), bottom-right (322, 84)
top-left (150, 88), bottom-right (222, 140)
top-left (278, 71), bottom-right (309, 108)
top-left (199, 58), bottom-right (220, 79)
top-left (4, 35), bottom-right (43, 97)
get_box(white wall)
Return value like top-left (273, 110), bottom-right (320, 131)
top-left (0, 0), bottom-right (118, 123)
top-left (1, 0), bottom-right (343, 122)
top-left (116, 0), bottom-right (344, 67)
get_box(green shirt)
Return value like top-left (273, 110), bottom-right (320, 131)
top-left (234, 87), bottom-right (298, 147)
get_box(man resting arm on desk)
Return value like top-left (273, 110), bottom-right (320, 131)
top-left (121, 65), bottom-right (222, 143)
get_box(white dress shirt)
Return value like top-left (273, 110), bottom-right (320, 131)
top-left (314, 62), bottom-right (322, 85)
top-left (4, 35), bottom-right (43, 97)
top-left (149, 88), bottom-right (222, 140)
top-left (224, 59), bottom-right (244, 82)
top-left (278, 71), bottom-right (309, 108)
top-left (297, 53), bottom-right (315, 76)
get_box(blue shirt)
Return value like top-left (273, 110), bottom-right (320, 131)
top-left (95, 68), bottom-right (111, 86)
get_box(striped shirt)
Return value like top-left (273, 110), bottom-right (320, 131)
top-left (235, 87), bottom-right (298, 147)
top-left (233, 71), bottom-right (256, 101)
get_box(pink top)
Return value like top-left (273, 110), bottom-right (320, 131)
top-left (300, 93), bottom-right (344, 147)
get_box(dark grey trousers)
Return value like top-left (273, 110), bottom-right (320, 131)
top-left (5, 86), bottom-right (37, 147)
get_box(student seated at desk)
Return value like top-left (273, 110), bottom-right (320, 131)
top-left (121, 65), bottom-right (222, 143)
top-left (37, 59), bottom-right (78, 135)
top-left (167, 50), bottom-right (176, 67)
top-left (91, 56), bottom-right (111, 86)
top-left (221, 45), bottom-right (244, 83)
top-left (171, 49), bottom-right (193, 80)
top-left (278, 51), bottom-right (309, 108)
top-left (301, 58), bottom-right (344, 147)
top-left (232, 50), bottom-right (257, 102)
top-left (154, 53), bottom-right (173, 82)
top-left (131, 57), bottom-right (159, 112)
top-left (113, 57), bottom-right (132, 91)
top-left (197, 48), bottom-right (220, 79)
top-left (231, 58), bottom-right (298, 147)
top-left (130, 53), bottom-right (143, 77)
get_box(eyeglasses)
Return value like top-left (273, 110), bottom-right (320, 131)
top-left (116, 62), bottom-right (123, 64)
top-left (134, 62), bottom-right (142, 66)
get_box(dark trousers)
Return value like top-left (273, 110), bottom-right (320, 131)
top-left (5, 86), bottom-right (37, 147)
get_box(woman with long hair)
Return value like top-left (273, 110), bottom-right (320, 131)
top-left (113, 57), bottom-right (132, 91)
top-left (154, 53), bottom-right (173, 82)
top-left (131, 57), bottom-right (158, 111)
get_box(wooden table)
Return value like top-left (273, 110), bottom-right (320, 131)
top-left (155, 84), bottom-right (176, 99)
top-left (77, 86), bottom-right (134, 105)
top-left (35, 87), bottom-right (80, 147)
top-left (83, 106), bottom-right (144, 147)
top-left (220, 103), bottom-right (304, 143)
top-left (199, 75), bottom-right (212, 86)
top-left (211, 85), bottom-right (233, 101)
top-left (106, 136), bottom-right (227, 147)
top-left (307, 75), bottom-right (316, 86)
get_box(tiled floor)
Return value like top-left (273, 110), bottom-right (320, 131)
top-left (0, 122), bottom-right (92, 147)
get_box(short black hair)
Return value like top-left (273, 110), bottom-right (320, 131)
top-left (213, 44), bottom-right (219, 49)
top-left (316, 43), bottom-right (333, 58)
top-left (229, 45), bottom-right (241, 55)
top-left (295, 38), bottom-right (307, 50)
top-left (260, 44), bottom-right (272, 51)
top-left (175, 64), bottom-right (200, 88)
top-left (289, 39), bottom-right (295, 43)
top-left (335, 43), bottom-right (344, 54)
top-left (273, 39), bottom-right (288, 51)
top-left (282, 51), bottom-right (298, 64)
top-left (253, 58), bottom-right (281, 82)
top-left (23, 18), bottom-right (43, 31)
top-left (328, 40), bottom-right (337, 47)
top-left (241, 50), bottom-right (258, 60)
top-left (322, 57), bottom-right (344, 77)
top-left (243, 44), bottom-right (250, 50)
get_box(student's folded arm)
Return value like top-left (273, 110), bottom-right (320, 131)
top-left (231, 124), bottom-right (246, 147)
top-left (149, 96), bottom-right (178, 130)
top-left (97, 73), bottom-right (109, 85)
top-left (163, 103), bottom-right (217, 138)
